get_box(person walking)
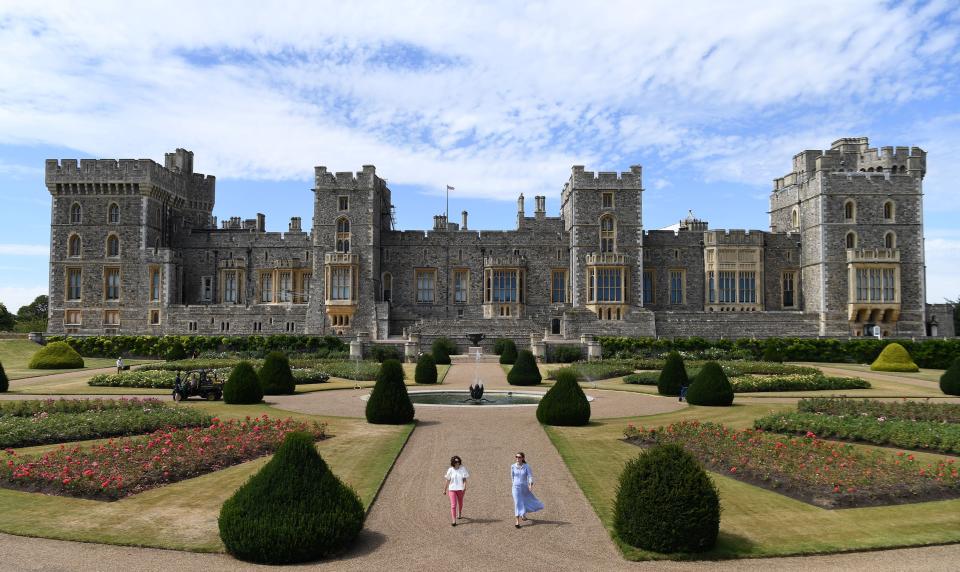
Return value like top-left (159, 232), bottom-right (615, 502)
top-left (443, 455), bottom-right (469, 526)
top-left (511, 452), bottom-right (544, 528)
top-left (116, 356), bottom-right (124, 374)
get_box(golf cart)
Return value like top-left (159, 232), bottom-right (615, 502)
top-left (172, 369), bottom-right (223, 401)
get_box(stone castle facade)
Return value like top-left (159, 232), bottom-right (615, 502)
top-left (43, 137), bottom-right (955, 346)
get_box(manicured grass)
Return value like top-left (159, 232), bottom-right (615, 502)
top-left (545, 403), bottom-right (960, 560)
top-left (806, 362), bottom-right (946, 383)
top-left (0, 339), bottom-right (155, 380)
top-left (0, 402), bottom-right (413, 552)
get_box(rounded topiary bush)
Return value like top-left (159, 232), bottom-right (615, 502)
top-left (870, 342), bottom-right (919, 372)
top-left (613, 443), bottom-right (720, 553)
top-left (657, 351), bottom-right (688, 396)
top-left (432, 337), bottom-right (457, 357)
top-left (28, 341), bottom-right (84, 370)
top-left (941, 358), bottom-right (960, 396)
top-left (0, 361), bottom-right (8, 393)
top-left (259, 352), bottom-right (296, 395)
top-left (508, 350), bottom-right (542, 386)
top-left (499, 339), bottom-right (518, 365)
top-left (432, 344), bottom-right (451, 366)
top-left (493, 338), bottom-right (512, 355)
top-left (685, 361), bottom-right (734, 406)
top-left (536, 368), bottom-right (590, 426)
top-left (366, 359), bottom-right (414, 424)
top-left (761, 344), bottom-right (784, 363)
top-left (218, 431), bottom-right (364, 564)
top-left (415, 353), bottom-right (438, 384)
top-left (223, 361), bottom-right (263, 404)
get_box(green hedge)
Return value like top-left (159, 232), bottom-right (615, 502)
top-left (47, 334), bottom-right (347, 359)
top-left (942, 358), bottom-right (960, 396)
top-left (798, 397), bottom-right (960, 422)
top-left (548, 345), bottom-right (583, 363)
top-left (599, 336), bottom-right (960, 369)
top-left (28, 341), bottom-right (84, 369)
top-left (730, 373), bottom-right (869, 392)
top-left (546, 360), bottom-right (633, 381)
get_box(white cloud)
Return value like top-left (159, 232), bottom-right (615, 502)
top-left (0, 244), bottom-right (48, 256)
top-left (0, 285), bottom-right (46, 312)
top-left (926, 237), bottom-right (960, 301)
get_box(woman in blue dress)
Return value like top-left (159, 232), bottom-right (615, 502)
top-left (510, 452), bottom-right (544, 528)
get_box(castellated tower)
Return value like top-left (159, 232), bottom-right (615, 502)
top-left (44, 149), bottom-right (215, 334)
top-left (309, 165), bottom-right (392, 336)
top-left (769, 137), bottom-right (926, 337)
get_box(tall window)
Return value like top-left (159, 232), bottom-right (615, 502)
top-left (278, 272), bottom-right (292, 302)
top-left (844, 200), bottom-right (856, 221)
top-left (719, 271), bottom-right (736, 303)
top-left (791, 208), bottom-right (799, 229)
top-left (70, 203), bottom-right (82, 223)
top-left (846, 231), bottom-right (857, 249)
top-left (201, 276), bottom-right (213, 302)
top-left (599, 215), bottom-right (615, 253)
top-left (855, 268), bottom-right (897, 302)
top-left (108, 203), bottom-right (120, 224)
top-left (490, 270), bottom-right (517, 302)
top-left (335, 217), bottom-right (350, 253)
top-left (104, 268), bottom-right (120, 300)
top-left (883, 268), bottom-right (895, 301)
top-left (260, 273), bottom-right (273, 303)
top-left (884, 231), bottom-right (896, 249)
top-left (590, 268), bottom-right (623, 302)
top-left (330, 267), bottom-right (352, 300)
top-left (106, 234), bottom-right (119, 257)
top-left (551, 269), bottom-right (567, 303)
top-left (301, 273), bottom-right (311, 303)
top-left (637, 269), bottom-right (651, 306)
top-left (416, 269), bottom-right (436, 304)
top-left (382, 272), bottom-right (392, 303)
top-left (669, 270), bottom-right (684, 305)
top-left (149, 268), bottom-right (161, 301)
top-left (883, 201), bottom-right (895, 221)
top-left (66, 268), bottom-right (81, 300)
top-left (782, 271), bottom-right (795, 308)
top-left (738, 271), bottom-right (756, 304)
top-left (602, 192), bottom-right (614, 208)
top-left (708, 271), bottom-right (715, 303)
top-left (453, 270), bottom-right (469, 304)
top-left (338, 196), bottom-right (349, 211)
top-left (68, 235), bottom-right (81, 257)
top-left (223, 272), bottom-right (237, 303)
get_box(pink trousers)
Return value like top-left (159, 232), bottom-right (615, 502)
top-left (448, 489), bottom-right (464, 520)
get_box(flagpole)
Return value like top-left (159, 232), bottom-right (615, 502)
top-left (445, 185), bottom-right (449, 231)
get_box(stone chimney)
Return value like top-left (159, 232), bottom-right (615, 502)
top-left (461, 210), bottom-right (468, 230)
top-left (535, 196), bottom-right (545, 219)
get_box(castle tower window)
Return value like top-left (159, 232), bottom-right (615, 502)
top-left (104, 268), bottom-right (120, 301)
top-left (708, 271), bottom-right (716, 304)
top-left (108, 203), bottom-right (120, 224)
top-left (68, 234), bottom-right (81, 257)
top-left (883, 201), bottom-right (895, 221)
top-left (335, 217), bottom-right (351, 253)
top-left (453, 269), bottom-right (469, 304)
top-left (643, 269), bottom-right (655, 305)
top-left (106, 234), bottom-right (119, 257)
top-left (415, 269), bottom-right (437, 304)
top-left (260, 272), bottom-right (273, 303)
top-left (103, 310), bottom-right (120, 326)
top-left (854, 268), bottom-right (897, 302)
top-left (738, 271), bottom-right (756, 304)
top-left (278, 271), bottom-right (293, 302)
top-left (65, 309), bottom-right (82, 326)
top-left (669, 270), bottom-right (685, 305)
top-left (844, 200), bottom-right (856, 222)
top-left (382, 272), bottom-right (392, 303)
top-left (719, 271), bottom-right (736, 303)
top-left (551, 269), bottom-right (567, 304)
top-left (149, 267), bottom-right (161, 302)
top-left (599, 215), bottom-right (616, 253)
top-left (845, 231), bottom-right (857, 249)
top-left (300, 273), bottom-right (311, 303)
top-left (602, 192), bottom-right (614, 208)
top-left (782, 271), bottom-right (796, 308)
top-left (201, 276), bottom-right (213, 302)
top-left (223, 272), bottom-right (238, 303)
top-left (489, 270), bottom-right (518, 303)
top-left (591, 267), bottom-right (623, 302)
top-left (338, 196), bottom-right (349, 211)
top-left (66, 268), bottom-right (82, 301)
top-left (70, 203), bottom-right (82, 224)
top-left (884, 231), bottom-right (896, 249)
top-left (791, 208), bottom-right (799, 229)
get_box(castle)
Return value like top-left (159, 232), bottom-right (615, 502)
top-left (42, 137), bottom-right (956, 348)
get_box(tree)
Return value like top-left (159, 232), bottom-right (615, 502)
top-left (17, 295), bottom-right (48, 322)
top-left (0, 304), bottom-right (15, 331)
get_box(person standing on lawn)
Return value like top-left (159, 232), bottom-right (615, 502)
top-left (116, 356), bottom-right (124, 374)
top-left (511, 451), bottom-right (544, 528)
top-left (443, 455), bottom-right (469, 526)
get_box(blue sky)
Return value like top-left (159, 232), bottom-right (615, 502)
top-left (1, 0), bottom-right (959, 311)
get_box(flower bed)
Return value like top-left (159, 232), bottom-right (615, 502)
top-left (546, 360), bottom-right (635, 381)
top-left (624, 372), bottom-right (659, 385)
top-left (624, 372), bottom-right (870, 392)
top-left (90, 366), bottom-right (329, 388)
top-left (138, 359), bottom-right (241, 372)
top-left (632, 359), bottom-right (818, 377)
top-left (623, 420), bottom-right (960, 508)
top-left (0, 415), bottom-right (327, 500)
top-left (296, 359), bottom-right (380, 381)
top-left (0, 398), bottom-right (164, 417)
top-left (798, 398), bottom-right (960, 423)
top-left (0, 399), bottom-right (212, 448)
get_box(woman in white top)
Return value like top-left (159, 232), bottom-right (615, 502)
top-left (443, 455), bottom-right (469, 526)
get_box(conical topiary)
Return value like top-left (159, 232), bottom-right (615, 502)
top-left (941, 357), bottom-right (960, 396)
top-left (28, 341), bottom-right (84, 369)
top-left (432, 344), bottom-right (451, 365)
top-left (536, 367), bottom-right (590, 426)
top-left (507, 350), bottom-right (542, 386)
top-left (870, 343), bottom-right (919, 372)
top-left (415, 353), bottom-right (438, 384)
top-left (218, 431), bottom-right (364, 564)
top-left (613, 444), bottom-right (720, 553)
top-left (685, 361), bottom-right (734, 406)
top-left (657, 351), bottom-right (688, 396)
top-left (499, 339), bottom-right (518, 365)
top-left (223, 361), bottom-right (263, 404)
top-left (0, 361), bottom-right (8, 393)
top-left (259, 352), bottom-right (296, 395)
top-left (365, 359), bottom-right (415, 424)
top-left (494, 338), bottom-right (512, 355)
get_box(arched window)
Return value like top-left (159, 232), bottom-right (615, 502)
top-left (899, 165), bottom-right (907, 173)
top-left (106, 234), bottom-right (120, 257)
top-left (844, 200), bottom-right (856, 222)
top-left (599, 215), bottom-right (616, 253)
top-left (876, 166), bottom-right (883, 173)
top-left (70, 203), bottom-right (82, 224)
top-left (335, 217), bottom-right (351, 253)
top-left (108, 203), bottom-right (120, 224)
top-left (382, 272), bottom-right (392, 303)
top-left (883, 200), bottom-right (895, 221)
top-left (791, 208), bottom-right (799, 229)
top-left (68, 234), bottom-right (81, 257)
top-left (845, 231), bottom-right (857, 249)
top-left (884, 231), bottom-right (896, 249)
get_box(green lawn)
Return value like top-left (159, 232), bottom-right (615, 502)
top-left (0, 339), bottom-right (155, 381)
top-left (0, 401), bottom-right (412, 552)
top-left (545, 403), bottom-right (960, 560)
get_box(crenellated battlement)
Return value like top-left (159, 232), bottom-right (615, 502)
top-left (562, 164), bottom-right (642, 196)
top-left (773, 137), bottom-right (926, 191)
top-left (313, 165), bottom-right (379, 190)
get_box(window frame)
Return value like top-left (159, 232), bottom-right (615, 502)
top-left (453, 268), bottom-right (469, 304)
top-left (782, 270), bottom-right (796, 308)
top-left (599, 215), bottom-right (616, 253)
top-left (106, 234), bottom-right (120, 257)
top-left (415, 268), bottom-right (437, 304)
top-left (108, 203), bottom-right (120, 224)
top-left (65, 267), bottom-right (82, 301)
top-left (550, 269), bottom-right (568, 304)
top-left (104, 267), bottom-right (121, 301)
top-left (669, 269), bottom-right (685, 305)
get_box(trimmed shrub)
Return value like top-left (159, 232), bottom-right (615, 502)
top-left (258, 352), bottom-right (296, 395)
top-left (685, 361), bottom-right (734, 406)
top-left (0, 361), bottom-right (7, 393)
top-left (941, 358), bottom-right (960, 396)
top-left (223, 362), bottom-right (263, 404)
top-left (508, 350), bottom-right (542, 386)
top-left (870, 343), bottom-right (920, 372)
top-left (28, 341), bottom-right (84, 370)
top-left (432, 344), bottom-right (451, 366)
top-left (550, 345), bottom-right (583, 363)
top-left (657, 351), bottom-right (688, 396)
top-left (499, 339), bottom-right (518, 365)
top-left (613, 443), bottom-right (720, 553)
top-left (365, 359), bottom-right (414, 424)
top-left (415, 353), bottom-right (438, 384)
top-left (536, 368), bottom-right (590, 426)
top-left (761, 344), bottom-right (784, 363)
top-left (218, 431), bottom-right (364, 564)
top-left (165, 341), bottom-right (188, 361)
top-left (432, 337), bottom-right (458, 357)
top-left (369, 344), bottom-right (402, 363)
top-left (493, 338), bottom-right (512, 355)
